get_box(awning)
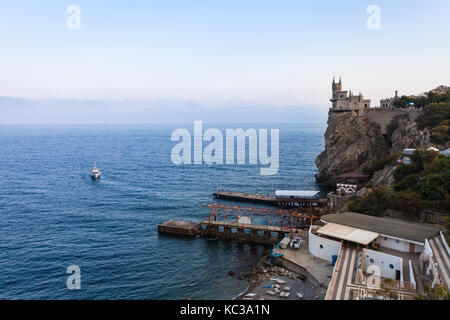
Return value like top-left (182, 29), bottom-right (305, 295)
top-left (317, 223), bottom-right (379, 245)
top-left (275, 190), bottom-right (320, 198)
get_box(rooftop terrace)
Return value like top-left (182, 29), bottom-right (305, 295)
top-left (321, 212), bottom-right (442, 243)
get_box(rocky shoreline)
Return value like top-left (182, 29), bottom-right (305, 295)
top-left (233, 254), bottom-right (322, 300)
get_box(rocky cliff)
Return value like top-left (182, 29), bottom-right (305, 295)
top-left (315, 109), bottom-right (430, 185)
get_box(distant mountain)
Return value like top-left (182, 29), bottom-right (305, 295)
top-left (0, 97), bottom-right (328, 124)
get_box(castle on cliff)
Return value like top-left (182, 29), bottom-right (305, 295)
top-left (330, 77), bottom-right (371, 113)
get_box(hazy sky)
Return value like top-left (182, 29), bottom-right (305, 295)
top-left (0, 0), bottom-right (449, 123)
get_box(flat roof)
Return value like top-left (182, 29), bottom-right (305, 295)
top-left (321, 212), bottom-right (441, 243)
top-left (275, 190), bottom-right (320, 198)
top-left (317, 223), bottom-right (379, 245)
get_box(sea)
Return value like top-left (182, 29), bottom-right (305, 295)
top-left (0, 123), bottom-right (326, 299)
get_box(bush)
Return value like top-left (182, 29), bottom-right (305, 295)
top-left (394, 163), bottom-right (419, 183)
top-left (393, 152), bottom-right (450, 200)
top-left (348, 186), bottom-right (391, 216)
top-left (416, 172), bottom-right (450, 201)
top-left (416, 101), bottom-right (450, 145)
top-left (363, 152), bottom-right (401, 178)
top-left (394, 173), bottom-right (422, 192)
top-left (394, 150), bottom-right (440, 182)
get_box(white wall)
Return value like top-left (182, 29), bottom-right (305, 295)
top-left (421, 239), bottom-right (440, 287)
top-left (363, 248), bottom-right (403, 281)
top-left (375, 235), bottom-right (423, 253)
top-left (309, 226), bottom-right (341, 262)
top-left (409, 260), bottom-right (416, 289)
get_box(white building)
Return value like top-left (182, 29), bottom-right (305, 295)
top-left (319, 212), bottom-right (440, 254)
top-left (308, 212), bottom-right (442, 300)
top-left (380, 90), bottom-right (400, 109)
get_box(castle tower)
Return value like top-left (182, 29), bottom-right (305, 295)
top-left (330, 77), bottom-right (371, 112)
top-left (332, 77), bottom-right (342, 99)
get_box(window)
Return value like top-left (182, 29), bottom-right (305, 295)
top-left (389, 264), bottom-right (394, 269)
top-left (370, 258), bottom-right (374, 264)
top-left (320, 244), bottom-right (323, 249)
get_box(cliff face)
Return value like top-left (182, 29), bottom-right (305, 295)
top-left (315, 109), bottom-right (430, 185)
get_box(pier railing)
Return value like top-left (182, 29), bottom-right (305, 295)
top-left (202, 203), bottom-right (319, 230)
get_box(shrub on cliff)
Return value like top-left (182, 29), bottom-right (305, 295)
top-left (416, 172), bottom-right (450, 201)
top-left (393, 163), bottom-right (420, 183)
top-left (348, 186), bottom-right (391, 216)
top-left (394, 149), bottom-right (439, 182)
top-left (394, 90), bottom-right (449, 109)
top-left (363, 152), bottom-right (401, 178)
top-left (417, 101), bottom-right (450, 144)
top-left (393, 173), bottom-right (422, 192)
top-left (394, 151), bottom-right (450, 201)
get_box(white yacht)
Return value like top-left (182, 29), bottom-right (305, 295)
top-left (90, 162), bottom-right (101, 180)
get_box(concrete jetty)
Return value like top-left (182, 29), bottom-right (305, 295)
top-left (158, 220), bottom-right (200, 237)
top-left (158, 220), bottom-right (301, 245)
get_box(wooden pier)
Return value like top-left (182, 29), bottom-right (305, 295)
top-left (158, 204), bottom-right (319, 245)
top-left (213, 191), bottom-right (327, 208)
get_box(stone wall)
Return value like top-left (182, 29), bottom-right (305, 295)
top-left (327, 193), bottom-right (348, 214)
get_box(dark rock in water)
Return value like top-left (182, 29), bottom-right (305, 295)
top-left (228, 271), bottom-right (235, 276)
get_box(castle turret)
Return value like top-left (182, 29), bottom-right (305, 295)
top-left (330, 77), bottom-right (371, 113)
top-left (332, 77), bottom-right (342, 98)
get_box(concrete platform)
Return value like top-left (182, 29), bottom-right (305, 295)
top-left (277, 239), bottom-right (334, 289)
top-left (158, 220), bottom-right (200, 237)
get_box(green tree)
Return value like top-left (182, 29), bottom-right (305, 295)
top-left (415, 283), bottom-right (450, 300)
top-left (375, 278), bottom-right (399, 300)
top-left (348, 186), bottom-right (391, 216)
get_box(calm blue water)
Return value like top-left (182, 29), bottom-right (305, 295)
top-left (0, 123), bottom-right (325, 299)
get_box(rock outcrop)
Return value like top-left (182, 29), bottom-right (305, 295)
top-left (369, 165), bottom-right (396, 188)
top-left (315, 109), bottom-right (430, 186)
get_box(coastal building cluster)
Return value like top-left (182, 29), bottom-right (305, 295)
top-left (378, 85), bottom-right (449, 109)
top-left (159, 78), bottom-right (449, 300)
top-left (159, 188), bottom-right (449, 300)
top-left (310, 212), bottom-right (448, 300)
top-left (331, 77), bottom-right (448, 110)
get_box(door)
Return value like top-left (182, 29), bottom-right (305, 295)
top-left (395, 270), bottom-right (401, 281)
top-left (409, 243), bottom-right (415, 253)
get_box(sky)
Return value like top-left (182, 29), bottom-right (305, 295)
top-left (0, 0), bottom-right (449, 124)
